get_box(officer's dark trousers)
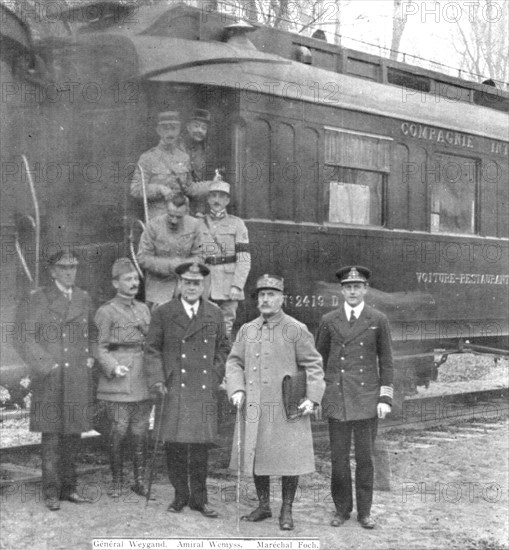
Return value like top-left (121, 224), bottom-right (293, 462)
top-left (328, 417), bottom-right (377, 519)
top-left (165, 443), bottom-right (209, 507)
top-left (41, 433), bottom-right (81, 501)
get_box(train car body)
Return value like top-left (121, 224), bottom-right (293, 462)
top-left (1, 2), bottom-right (508, 402)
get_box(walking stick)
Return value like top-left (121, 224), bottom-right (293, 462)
top-left (145, 390), bottom-right (166, 506)
top-left (137, 163), bottom-right (149, 224)
top-left (236, 402), bottom-right (242, 531)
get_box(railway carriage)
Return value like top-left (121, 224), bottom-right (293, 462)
top-left (1, 1), bottom-right (508, 406)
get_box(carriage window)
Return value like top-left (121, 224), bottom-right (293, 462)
top-left (430, 154), bottom-right (477, 234)
top-left (325, 128), bottom-right (391, 226)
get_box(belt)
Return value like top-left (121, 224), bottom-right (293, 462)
top-left (108, 343), bottom-right (144, 352)
top-left (205, 255), bottom-right (236, 266)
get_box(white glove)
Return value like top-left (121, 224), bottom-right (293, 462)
top-left (114, 365), bottom-right (129, 377)
top-left (377, 402), bottom-right (391, 419)
top-left (298, 398), bottom-right (315, 416)
top-left (231, 391), bottom-right (245, 407)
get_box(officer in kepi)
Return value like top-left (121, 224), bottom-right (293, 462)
top-left (144, 261), bottom-right (229, 517)
top-left (316, 266), bottom-right (393, 530)
top-left (94, 258), bottom-right (152, 499)
top-left (200, 171), bottom-right (251, 339)
top-left (22, 251), bottom-right (95, 511)
top-left (130, 111), bottom-right (192, 220)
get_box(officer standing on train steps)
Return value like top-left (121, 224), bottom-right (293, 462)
top-left (316, 266), bottom-right (393, 530)
top-left (200, 172), bottom-right (251, 339)
top-left (94, 258), bottom-right (152, 499)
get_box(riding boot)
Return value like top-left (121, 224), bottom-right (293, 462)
top-left (131, 435), bottom-right (148, 497)
top-left (108, 432), bottom-right (123, 498)
top-left (279, 476), bottom-right (299, 531)
top-left (241, 474), bottom-right (272, 522)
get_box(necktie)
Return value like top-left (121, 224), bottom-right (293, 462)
top-left (349, 310), bottom-right (356, 326)
top-left (190, 306), bottom-right (196, 319)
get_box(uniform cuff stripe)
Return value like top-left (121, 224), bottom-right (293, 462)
top-left (380, 386), bottom-right (393, 398)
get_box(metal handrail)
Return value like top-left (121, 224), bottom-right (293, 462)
top-left (128, 219), bottom-right (146, 280)
top-left (137, 163), bottom-right (149, 224)
top-left (14, 215), bottom-right (36, 283)
top-left (21, 155), bottom-right (40, 288)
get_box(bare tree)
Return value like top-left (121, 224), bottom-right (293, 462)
top-left (390, 0), bottom-right (407, 60)
top-left (451, 0), bottom-right (508, 84)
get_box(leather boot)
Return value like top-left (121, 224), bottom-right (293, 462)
top-left (131, 435), bottom-right (148, 497)
top-left (241, 474), bottom-right (272, 522)
top-left (279, 476), bottom-right (298, 531)
top-left (108, 432), bottom-right (123, 498)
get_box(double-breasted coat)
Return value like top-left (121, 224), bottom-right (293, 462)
top-left (23, 284), bottom-right (94, 433)
top-left (226, 310), bottom-right (325, 476)
top-left (144, 297), bottom-right (229, 444)
top-left (316, 304), bottom-right (394, 421)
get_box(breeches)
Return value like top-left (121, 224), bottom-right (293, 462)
top-left (104, 400), bottom-right (152, 438)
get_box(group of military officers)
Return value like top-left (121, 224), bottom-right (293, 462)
top-left (20, 108), bottom-right (394, 532)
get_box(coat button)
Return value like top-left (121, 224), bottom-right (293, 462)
top-left (253, 367), bottom-right (257, 371)
top-left (63, 333), bottom-right (66, 338)
top-left (341, 369), bottom-right (344, 373)
top-left (64, 348), bottom-right (68, 352)
top-left (181, 369), bottom-right (186, 373)
top-left (360, 342), bottom-right (364, 346)
top-left (65, 363), bottom-right (69, 367)
top-left (204, 339), bottom-right (208, 343)
top-left (182, 340), bottom-right (185, 343)
top-left (182, 354), bottom-right (186, 358)
top-left (360, 369), bottom-right (363, 373)
top-left (203, 370), bottom-right (207, 374)
top-left (341, 357), bottom-right (344, 360)
top-left (249, 381), bottom-right (253, 385)
top-left (360, 356), bottom-right (363, 359)
top-left (203, 355), bottom-right (207, 359)
top-left (336, 382), bottom-right (340, 386)
top-left (202, 385), bottom-right (206, 389)
top-left (181, 383), bottom-right (185, 387)
top-left (361, 382), bottom-right (364, 386)
top-left (255, 353), bottom-right (259, 357)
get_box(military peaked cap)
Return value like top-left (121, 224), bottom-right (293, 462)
top-left (336, 265), bottom-right (371, 284)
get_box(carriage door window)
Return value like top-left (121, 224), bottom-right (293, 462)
top-left (325, 128), bottom-right (391, 225)
top-left (430, 154), bottom-right (478, 234)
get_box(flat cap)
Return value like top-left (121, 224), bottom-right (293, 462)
top-left (336, 265), bottom-right (371, 284)
top-left (48, 251), bottom-right (78, 266)
top-left (112, 257), bottom-right (137, 278)
top-left (255, 274), bottom-right (284, 294)
top-left (175, 262), bottom-right (210, 280)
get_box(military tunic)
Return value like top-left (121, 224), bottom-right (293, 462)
top-left (130, 143), bottom-right (192, 219)
top-left (94, 295), bottom-right (151, 402)
top-left (137, 214), bottom-right (204, 305)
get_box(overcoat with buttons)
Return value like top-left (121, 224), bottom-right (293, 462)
top-left (226, 310), bottom-right (325, 476)
top-left (23, 284), bottom-right (94, 433)
top-left (316, 304), bottom-right (393, 422)
top-left (144, 297), bottom-right (229, 444)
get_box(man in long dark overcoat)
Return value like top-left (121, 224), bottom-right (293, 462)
top-left (316, 266), bottom-right (394, 530)
top-left (226, 274), bottom-right (325, 531)
top-left (144, 261), bottom-right (229, 517)
top-left (23, 252), bottom-right (95, 511)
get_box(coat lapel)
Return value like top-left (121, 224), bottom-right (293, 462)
top-left (344, 306), bottom-right (374, 344)
top-left (170, 299), bottom-right (193, 332)
top-left (184, 300), bottom-right (215, 339)
top-left (47, 285), bottom-right (70, 319)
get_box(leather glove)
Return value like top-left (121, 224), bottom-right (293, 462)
top-left (377, 402), bottom-right (391, 419)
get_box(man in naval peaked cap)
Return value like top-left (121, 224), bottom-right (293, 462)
top-left (316, 265), bottom-right (394, 530)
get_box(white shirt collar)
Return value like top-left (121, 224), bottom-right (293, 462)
top-left (344, 301), bottom-right (364, 318)
top-left (181, 298), bottom-right (198, 319)
top-left (55, 280), bottom-right (72, 298)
